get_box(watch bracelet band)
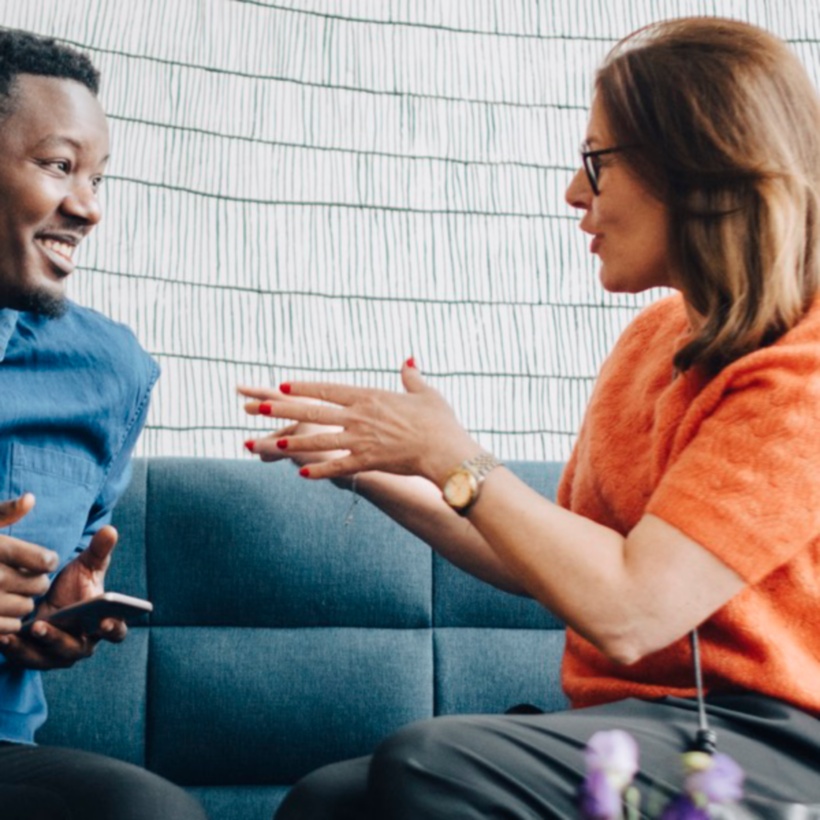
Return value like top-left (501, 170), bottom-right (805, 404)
top-left (461, 452), bottom-right (504, 480)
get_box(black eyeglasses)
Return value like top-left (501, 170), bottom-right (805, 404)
top-left (580, 142), bottom-right (631, 195)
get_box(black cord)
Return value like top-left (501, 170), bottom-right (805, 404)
top-left (688, 629), bottom-right (717, 754)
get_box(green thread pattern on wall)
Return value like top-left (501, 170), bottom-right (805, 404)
top-left (2, 0), bottom-right (816, 459)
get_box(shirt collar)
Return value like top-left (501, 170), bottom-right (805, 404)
top-left (0, 310), bottom-right (20, 362)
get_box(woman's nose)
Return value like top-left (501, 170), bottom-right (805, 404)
top-left (565, 167), bottom-right (592, 210)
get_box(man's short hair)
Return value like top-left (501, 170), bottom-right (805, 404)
top-left (0, 28), bottom-right (99, 118)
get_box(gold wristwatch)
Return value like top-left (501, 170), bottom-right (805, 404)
top-left (442, 452), bottom-right (503, 515)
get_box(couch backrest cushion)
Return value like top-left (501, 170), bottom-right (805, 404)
top-left (38, 458), bottom-right (569, 789)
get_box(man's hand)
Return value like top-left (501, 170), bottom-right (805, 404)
top-left (0, 524), bottom-right (128, 670)
top-left (0, 494), bottom-right (59, 633)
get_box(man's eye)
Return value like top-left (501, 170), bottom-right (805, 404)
top-left (91, 176), bottom-right (104, 192)
top-left (41, 159), bottom-right (71, 173)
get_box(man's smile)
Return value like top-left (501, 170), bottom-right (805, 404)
top-left (35, 233), bottom-right (80, 276)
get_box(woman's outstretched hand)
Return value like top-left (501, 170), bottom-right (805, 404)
top-left (239, 384), bottom-right (346, 469)
top-left (240, 360), bottom-right (480, 486)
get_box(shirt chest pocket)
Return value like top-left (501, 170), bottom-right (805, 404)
top-left (5, 443), bottom-right (100, 563)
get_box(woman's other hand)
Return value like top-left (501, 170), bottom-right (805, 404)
top-left (239, 385), bottom-right (347, 469)
top-left (239, 360), bottom-right (480, 485)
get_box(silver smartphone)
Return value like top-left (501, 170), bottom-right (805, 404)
top-left (21, 592), bottom-right (153, 637)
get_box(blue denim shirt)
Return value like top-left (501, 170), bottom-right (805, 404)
top-left (0, 304), bottom-right (159, 744)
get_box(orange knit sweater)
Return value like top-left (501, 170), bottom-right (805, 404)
top-left (558, 294), bottom-right (820, 715)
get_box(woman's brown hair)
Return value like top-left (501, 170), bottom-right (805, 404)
top-left (596, 17), bottom-right (820, 375)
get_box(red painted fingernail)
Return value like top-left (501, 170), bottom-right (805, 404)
top-left (276, 439), bottom-right (288, 450)
top-left (244, 440), bottom-right (256, 453)
top-left (259, 402), bottom-right (272, 415)
top-left (280, 383), bottom-right (292, 394)
top-left (299, 467), bottom-right (311, 478)
top-left (406, 357), bottom-right (416, 369)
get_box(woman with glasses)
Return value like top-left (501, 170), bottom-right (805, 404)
top-left (245, 17), bottom-right (820, 818)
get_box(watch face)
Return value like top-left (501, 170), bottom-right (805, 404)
top-left (443, 469), bottom-right (478, 509)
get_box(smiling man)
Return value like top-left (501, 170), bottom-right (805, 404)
top-left (0, 29), bottom-right (206, 820)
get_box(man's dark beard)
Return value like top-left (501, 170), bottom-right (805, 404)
top-left (17, 288), bottom-right (68, 318)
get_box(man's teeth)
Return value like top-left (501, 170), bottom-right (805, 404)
top-left (41, 239), bottom-right (75, 260)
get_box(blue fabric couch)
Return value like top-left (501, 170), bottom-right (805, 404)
top-left (36, 457), bottom-right (569, 820)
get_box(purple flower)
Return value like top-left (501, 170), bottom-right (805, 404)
top-left (659, 795), bottom-right (711, 820)
top-left (684, 752), bottom-right (744, 805)
top-left (577, 729), bottom-right (747, 819)
top-left (579, 768), bottom-right (624, 820)
top-left (580, 730), bottom-right (641, 819)
top-left (584, 729), bottom-right (640, 791)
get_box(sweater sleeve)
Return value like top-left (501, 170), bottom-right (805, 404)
top-left (646, 339), bottom-right (820, 584)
